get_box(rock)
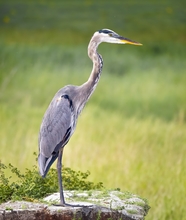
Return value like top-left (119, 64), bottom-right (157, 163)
top-left (0, 190), bottom-right (150, 220)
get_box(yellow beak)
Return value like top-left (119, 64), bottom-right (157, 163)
top-left (119, 36), bottom-right (142, 46)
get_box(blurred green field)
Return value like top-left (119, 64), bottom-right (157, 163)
top-left (0, 1), bottom-right (186, 219)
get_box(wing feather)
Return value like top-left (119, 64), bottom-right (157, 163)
top-left (38, 94), bottom-right (73, 177)
top-left (39, 96), bottom-right (72, 156)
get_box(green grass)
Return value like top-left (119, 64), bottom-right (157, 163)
top-left (0, 1), bottom-right (186, 219)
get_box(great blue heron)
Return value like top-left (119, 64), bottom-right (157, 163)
top-left (38, 29), bottom-right (141, 207)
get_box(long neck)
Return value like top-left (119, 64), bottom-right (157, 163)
top-left (75, 38), bottom-right (103, 115)
top-left (82, 39), bottom-right (103, 99)
top-left (87, 40), bottom-right (103, 88)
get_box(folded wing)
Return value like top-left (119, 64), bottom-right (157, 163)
top-left (38, 95), bottom-right (73, 177)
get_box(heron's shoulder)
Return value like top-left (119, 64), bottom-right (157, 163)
top-left (55, 85), bottom-right (78, 96)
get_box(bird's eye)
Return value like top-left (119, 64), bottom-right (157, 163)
top-left (109, 33), bottom-right (113, 37)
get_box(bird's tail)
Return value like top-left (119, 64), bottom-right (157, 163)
top-left (38, 153), bottom-right (58, 177)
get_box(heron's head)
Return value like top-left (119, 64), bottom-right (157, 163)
top-left (94, 28), bottom-right (142, 46)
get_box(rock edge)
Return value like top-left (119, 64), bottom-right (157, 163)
top-left (0, 190), bottom-right (150, 220)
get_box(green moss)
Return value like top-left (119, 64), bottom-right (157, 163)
top-left (117, 191), bottom-right (133, 200)
top-left (5, 207), bottom-right (13, 211)
top-left (127, 209), bottom-right (138, 215)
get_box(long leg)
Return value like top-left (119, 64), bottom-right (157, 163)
top-left (56, 148), bottom-right (92, 207)
top-left (57, 148), bottom-right (65, 205)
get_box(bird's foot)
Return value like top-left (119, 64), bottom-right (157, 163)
top-left (53, 202), bottom-right (93, 208)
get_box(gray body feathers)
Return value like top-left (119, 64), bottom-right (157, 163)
top-left (38, 86), bottom-right (76, 177)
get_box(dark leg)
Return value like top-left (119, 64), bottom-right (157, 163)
top-left (57, 148), bottom-right (66, 205)
top-left (56, 148), bottom-right (88, 207)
